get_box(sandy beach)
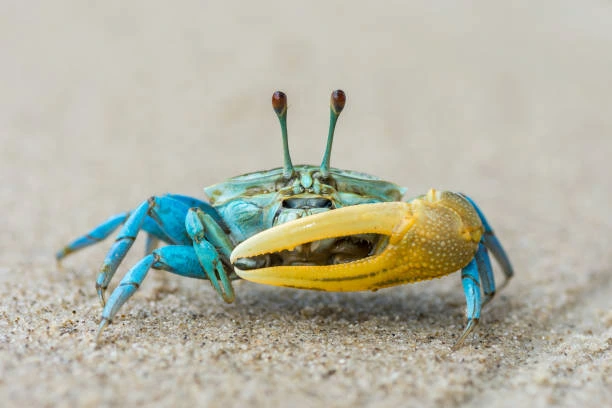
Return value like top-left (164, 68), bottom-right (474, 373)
top-left (1, 1), bottom-right (610, 407)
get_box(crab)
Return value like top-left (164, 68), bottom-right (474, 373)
top-left (57, 90), bottom-right (513, 348)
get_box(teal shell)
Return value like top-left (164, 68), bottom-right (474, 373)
top-left (204, 165), bottom-right (406, 243)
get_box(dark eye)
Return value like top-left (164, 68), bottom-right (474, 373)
top-left (282, 198), bottom-right (333, 209)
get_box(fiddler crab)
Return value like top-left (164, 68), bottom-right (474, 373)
top-left (57, 90), bottom-right (513, 349)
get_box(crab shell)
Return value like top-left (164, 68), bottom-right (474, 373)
top-left (204, 165), bottom-right (406, 244)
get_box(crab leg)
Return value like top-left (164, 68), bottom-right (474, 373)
top-left (95, 195), bottom-right (195, 305)
top-left (167, 194), bottom-right (227, 228)
top-left (97, 245), bottom-right (209, 343)
top-left (56, 194), bottom-right (223, 262)
top-left (56, 213), bottom-right (170, 261)
top-left (185, 208), bottom-right (236, 303)
top-left (455, 255), bottom-right (482, 349)
top-left (56, 213), bottom-right (130, 260)
top-left (461, 194), bottom-right (514, 289)
top-left (475, 243), bottom-right (496, 306)
top-left (231, 190), bottom-right (484, 292)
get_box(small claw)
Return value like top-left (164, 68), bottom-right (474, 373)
top-left (231, 190), bottom-right (484, 292)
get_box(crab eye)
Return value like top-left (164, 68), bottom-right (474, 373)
top-left (272, 91), bottom-right (287, 115)
top-left (331, 89), bottom-right (346, 114)
top-left (282, 198), bottom-right (333, 209)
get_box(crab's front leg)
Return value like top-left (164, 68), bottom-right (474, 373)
top-left (185, 208), bottom-right (236, 303)
top-left (231, 189), bottom-right (513, 348)
top-left (96, 208), bottom-right (237, 343)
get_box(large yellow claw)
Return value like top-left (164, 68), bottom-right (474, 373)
top-left (230, 189), bottom-right (484, 292)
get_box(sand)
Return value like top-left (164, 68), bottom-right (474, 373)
top-left (1, 1), bottom-right (610, 407)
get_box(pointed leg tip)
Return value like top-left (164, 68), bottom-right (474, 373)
top-left (96, 285), bottom-right (106, 307)
top-left (55, 253), bottom-right (68, 268)
top-left (450, 338), bottom-right (465, 353)
top-left (497, 276), bottom-right (512, 292)
top-left (451, 318), bottom-right (480, 351)
top-left (450, 335), bottom-right (466, 352)
top-left (221, 291), bottom-right (236, 304)
top-left (95, 318), bottom-right (110, 346)
top-left (56, 244), bottom-right (75, 261)
top-left (481, 292), bottom-right (496, 309)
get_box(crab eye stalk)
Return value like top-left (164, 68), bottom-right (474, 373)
top-left (272, 91), bottom-right (294, 179)
top-left (320, 89), bottom-right (346, 178)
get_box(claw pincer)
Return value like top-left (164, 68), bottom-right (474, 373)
top-left (231, 189), bottom-right (482, 291)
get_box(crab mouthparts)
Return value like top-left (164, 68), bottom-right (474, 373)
top-left (230, 202), bottom-right (412, 290)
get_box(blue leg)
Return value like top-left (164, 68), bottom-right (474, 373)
top-left (56, 213), bottom-right (129, 261)
top-left (96, 245), bottom-right (211, 343)
top-left (144, 234), bottom-right (159, 254)
top-left (475, 244), bottom-right (496, 306)
top-left (96, 195), bottom-right (196, 305)
top-left (453, 256), bottom-right (482, 350)
top-left (461, 194), bottom-right (514, 289)
top-left (56, 212), bottom-right (174, 262)
top-left (168, 194), bottom-right (227, 230)
top-left (185, 208), bottom-right (236, 303)
top-left (57, 194), bottom-right (224, 262)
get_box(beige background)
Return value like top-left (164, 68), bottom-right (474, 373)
top-left (1, 1), bottom-right (611, 407)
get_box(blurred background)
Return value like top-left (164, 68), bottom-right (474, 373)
top-left (2, 1), bottom-right (611, 254)
top-left (1, 1), bottom-right (611, 406)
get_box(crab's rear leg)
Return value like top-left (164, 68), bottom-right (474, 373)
top-left (56, 213), bottom-right (169, 261)
top-left (452, 195), bottom-right (514, 348)
top-left (461, 194), bottom-right (514, 297)
top-left (97, 245), bottom-right (214, 343)
top-left (56, 213), bottom-right (129, 261)
top-left (454, 244), bottom-right (490, 349)
top-left (56, 194), bottom-right (221, 262)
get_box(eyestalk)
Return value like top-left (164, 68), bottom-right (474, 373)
top-left (272, 91), bottom-right (294, 179)
top-left (320, 89), bottom-right (346, 178)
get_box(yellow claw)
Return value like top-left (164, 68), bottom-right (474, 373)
top-left (230, 189), bottom-right (484, 292)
